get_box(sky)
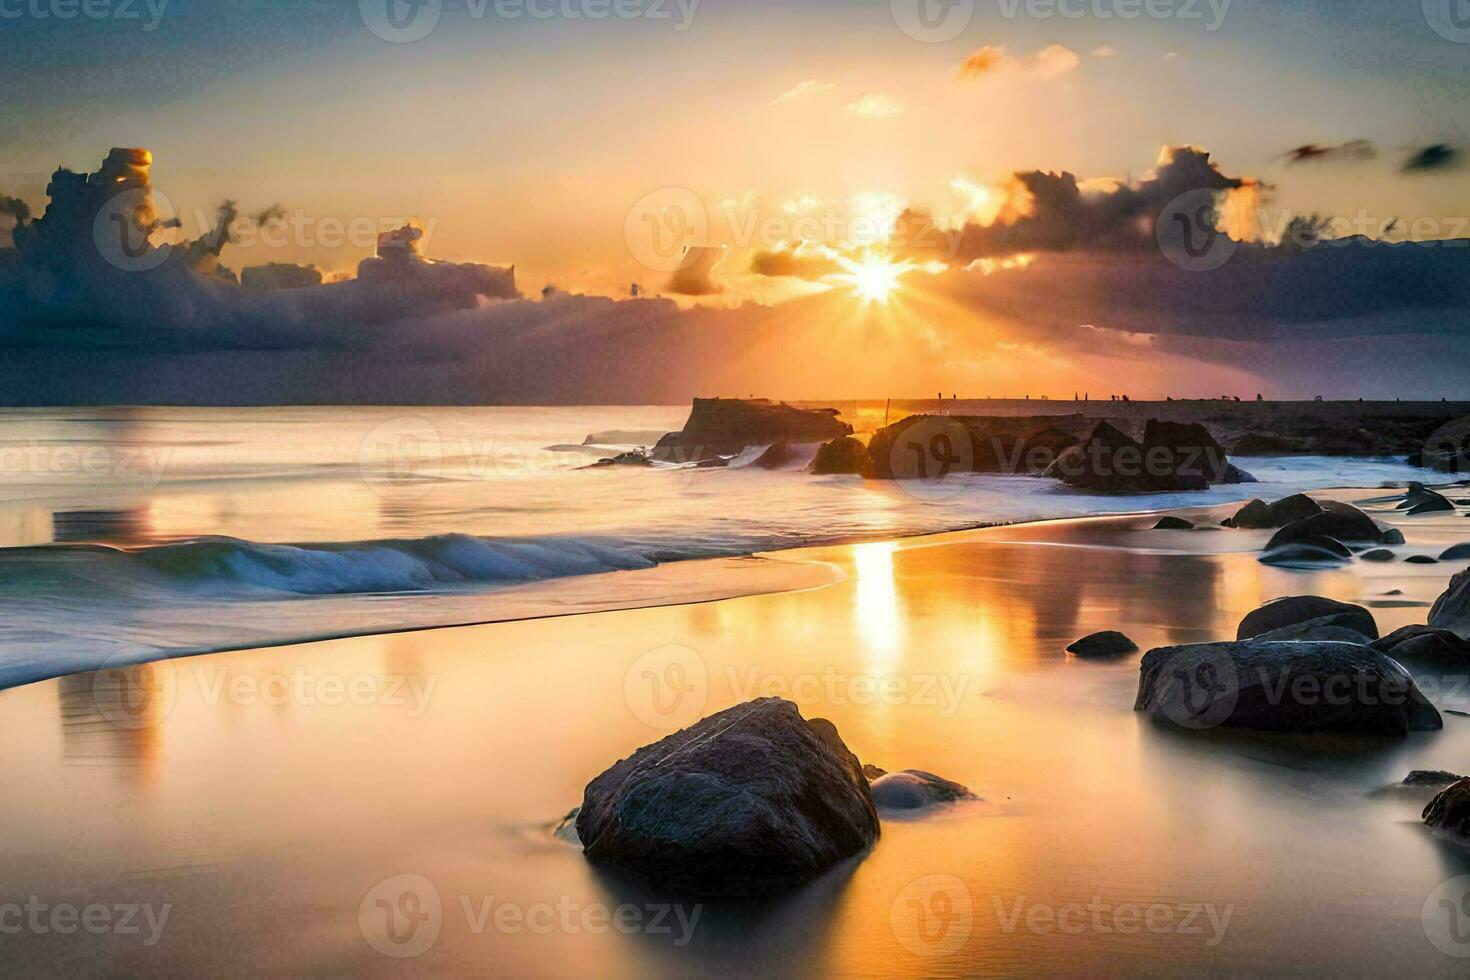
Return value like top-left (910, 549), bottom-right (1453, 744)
top-left (0, 0), bottom-right (1468, 402)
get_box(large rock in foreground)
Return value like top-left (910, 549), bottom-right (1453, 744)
top-left (1134, 640), bottom-right (1441, 735)
top-left (1237, 596), bottom-right (1379, 642)
top-left (654, 399), bottom-right (852, 461)
top-left (576, 698), bottom-right (879, 896)
top-left (1430, 569), bottom-right (1470, 639)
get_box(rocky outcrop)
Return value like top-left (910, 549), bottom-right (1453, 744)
top-left (1135, 640), bottom-right (1442, 735)
top-left (863, 415), bottom-right (1086, 479)
top-left (1154, 516), bottom-right (1195, 530)
top-left (576, 698), bottom-right (879, 896)
top-left (754, 441), bottom-right (791, 469)
top-left (1067, 631), bottom-right (1139, 658)
top-left (811, 436), bottom-right (868, 475)
top-left (1399, 484), bottom-right (1455, 516)
top-left (869, 771), bottom-right (978, 811)
top-left (654, 399), bottom-right (851, 462)
top-left (1429, 569), bottom-right (1470, 639)
top-left (1424, 779), bottom-right (1470, 848)
top-left (1237, 596), bottom-right (1379, 642)
top-left (1042, 419), bottom-right (1248, 494)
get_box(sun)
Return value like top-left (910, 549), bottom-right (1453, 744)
top-left (831, 251), bottom-right (915, 305)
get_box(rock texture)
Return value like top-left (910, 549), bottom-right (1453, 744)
top-left (654, 399), bottom-right (851, 461)
top-left (1067, 631), bottom-right (1140, 658)
top-left (1429, 569), bottom-right (1470, 639)
top-left (1424, 779), bottom-right (1470, 848)
top-left (1135, 640), bottom-right (1442, 735)
top-left (1237, 596), bottom-right (1379, 642)
top-left (576, 698), bottom-right (879, 896)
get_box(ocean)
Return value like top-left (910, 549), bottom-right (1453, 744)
top-left (0, 405), bottom-right (1436, 689)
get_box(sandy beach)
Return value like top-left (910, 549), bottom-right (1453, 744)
top-left (3, 487), bottom-right (1469, 976)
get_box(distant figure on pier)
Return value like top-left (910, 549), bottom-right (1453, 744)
top-left (1256, 393), bottom-right (1264, 401)
top-left (1122, 395), bottom-right (1130, 402)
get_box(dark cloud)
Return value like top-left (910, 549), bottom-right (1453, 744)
top-left (748, 246), bottom-right (841, 280)
top-left (666, 245), bottom-right (726, 296)
top-left (1280, 140), bottom-right (1377, 164)
top-left (1403, 144), bottom-right (1461, 173)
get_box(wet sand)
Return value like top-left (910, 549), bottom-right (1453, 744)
top-left (4, 490), bottom-right (1470, 976)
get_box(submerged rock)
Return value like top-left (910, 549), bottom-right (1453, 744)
top-left (1406, 555), bottom-right (1440, 564)
top-left (1237, 596), bottom-right (1379, 642)
top-left (1430, 569), bottom-right (1470, 639)
top-left (1226, 494), bottom-right (1324, 529)
top-left (869, 770), bottom-right (978, 811)
top-left (591, 450), bottom-right (654, 468)
top-left (1259, 537), bottom-right (1353, 568)
top-left (1373, 625), bottom-right (1470, 667)
top-left (1067, 631), bottom-right (1140, 658)
top-left (1264, 506), bottom-right (1384, 551)
top-left (1381, 528), bottom-right (1407, 545)
top-left (811, 436), bottom-right (868, 475)
top-left (754, 441), bottom-right (790, 469)
top-left (1440, 543), bottom-right (1470, 561)
top-left (1399, 484), bottom-right (1456, 516)
top-left (1361, 549), bottom-right (1397, 563)
top-left (1135, 640), bottom-right (1442, 735)
top-left (1154, 516), bottom-right (1195, 530)
top-left (576, 698), bottom-right (879, 896)
top-left (1424, 779), bottom-right (1470, 848)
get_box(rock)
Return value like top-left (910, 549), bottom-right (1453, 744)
top-left (861, 764), bottom-right (887, 782)
top-left (1401, 486), bottom-right (1455, 515)
top-left (554, 808), bottom-right (582, 846)
top-left (1264, 507), bottom-right (1384, 551)
top-left (1430, 569), bottom-right (1470, 639)
top-left (1237, 596), bottom-right (1379, 642)
top-left (863, 415), bottom-right (1086, 479)
top-left (1405, 771), bottom-right (1467, 788)
top-left (1154, 516), bottom-right (1195, 530)
top-left (1259, 537), bottom-right (1354, 567)
top-left (1044, 419), bottom-right (1240, 493)
top-left (1440, 543), bottom-right (1470, 560)
top-left (1381, 528), bottom-right (1407, 545)
top-left (1361, 549), bottom-right (1397, 562)
top-left (811, 436), bottom-right (868, 475)
top-left (1253, 615), bottom-right (1374, 644)
top-left (1226, 494), bottom-right (1324, 529)
top-left (591, 450), bottom-right (654, 468)
top-left (1372, 625), bottom-right (1470, 667)
top-left (754, 442), bottom-right (790, 469)
top-left (575, 698), bottom-right (879, 895)
top-left (1134, 640), bottom-right (1442, 735)
top-left (696, 456), bottom-right (731, 469)
top-left (869, 771), bottom-right (978, 811)
top-left (1423, 779), bottom-right (1470, 848)
top-left (1406, 555), bottom-right (1440, 564)
top-left (1067, 631), bottom-right (1140, 658)
top-left (655, 399), bottom-right (852, 462)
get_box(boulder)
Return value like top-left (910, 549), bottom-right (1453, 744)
top-left (1429, 569), bottom-right (1470, 639)
top-left (655, 399), bottom-right (851, 462)
top-left (1259, 537), bottom-right (1353, 568)
top-left (1440, 543), bottom-right (1470, 561)
top-left (591, 450), bottom-right (654, 468)
top-left (1226, 494), bottom-right (1324, 529)
top-left (1381, 528), bottom-right (1407, 545)
top-left (1361, 549), bottom-right (1397, 562)
top-left (1067, 631), bottom-right (1140, 658)
top-left (1253, 615), bottom-right (1374, 645)
top-left (1154, 516), bottom-right (1195, 530)
top-left (754, 441), bottom-right (791, 469)
top-left (1400, 485), bottom-right (1455, 515)
top-left (1372, 625), bottom-right (1470, 667)
top-left (1044, 419), bottom-right (1240, 493)
top-left (1406, 555), bottom-right (1440, 564)
top-left (863, 415), bottom-right (1087, 479)
top-left (575, 698), bottom-right (879, 895)
top-left (811, 436), bottom-right (868, 475)
top-left (869, 771), bottom-right (978, 811)
top-left (1423, 779), bottom-right (1470, 848)
top-left (1237, 596), bottom-right (1379, 642)
top-left (1264, 507), bottom-right (1384, 551)
top-left (1134, 640), bottom-right (1442, 735)
top-left (1405, 770), bottom-right (1467, 788)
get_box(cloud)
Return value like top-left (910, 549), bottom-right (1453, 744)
top-left (666, 245), bottom-right (727, 295)
top-left (1403, 143), bottom-right (1461, 173)
top-left (1281, 140), bottom-right (1377, 165)
top-left (1092, 45), bottom-right (1117, 58)
top-left (748, 243), bottom-right (843, 281)
top-left (846, 94), bottom-right (904, 118)
top-left (956, 44), bottom-right (1081, 80)
top-left (772, 79), bottom-right (834, 106)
